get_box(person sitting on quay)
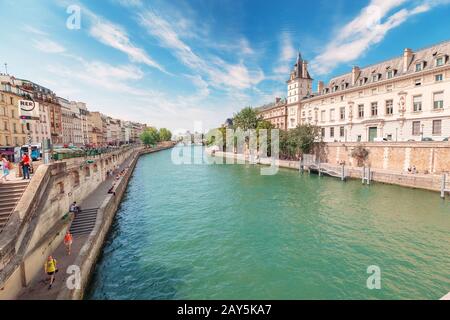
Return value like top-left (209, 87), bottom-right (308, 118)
top-left (44, 255), bottom-right (58, 290)
top-left (108, 184), bottom-right (116, 195)
top-left (69, 201), bottom-right (81, 214)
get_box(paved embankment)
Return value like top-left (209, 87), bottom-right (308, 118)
top-left (211, 151), bottom-right (447, 194)
top-left (18, 145), bottom-right (173, 300)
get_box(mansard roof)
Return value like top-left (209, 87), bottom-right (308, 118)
top-left (319, 40), bottom-right (450, 96)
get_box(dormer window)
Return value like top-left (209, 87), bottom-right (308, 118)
top-left (359, 78), bottom-right (366, 86)
top-left (386, 69), bottom-right (395, 79)
top-left (415, 62), bottom-right (423, 72)
top-left (372, 74), bottom-right (380, 82)
top-left (436, 56), bottom-right (446, 67)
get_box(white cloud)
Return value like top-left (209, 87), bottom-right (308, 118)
top-left (310, 0), bottom-right (446, 75)
top-left (88, 17), bottom-right (166, 73)
top-left (32, 38), bottom-right (66, 53)
top-left (138, 10), bottom-right (265, 90)
top-left (273, 32), bottom-right (296, 75)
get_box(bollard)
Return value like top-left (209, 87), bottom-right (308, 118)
top-left (441, 174), bottom-right (446, 199)
top-left (341, 164), bottom-right (345, 181)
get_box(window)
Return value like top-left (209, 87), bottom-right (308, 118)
top-left (415, 79), bottom-right (422, 86)
top-left (433, 91), bottom-right (444, 109)
top-left (340, 95), bottom-right (344, 101)
top-left (386, 100), bottom-right (393, 115)
top-left (321, 128), bottom-right (325, 137)
top-left (386, 84), bottom-right (393, 92)
top-left (340, 126), bottom-right (344, 137)
top-left (436, 57), bottom-right (444, 67)
top-left (435, 74), bottom-right (443, 82)
top-left (415, 63), bottom-right (423, 72)
top-left (330, 127), bottom-right (334, 138)
top-left (11, 109), bottom-right (14, 118)
top-left (413, 95), bottom-right (422, 112)
top-left (330, 109), bottom-right (335, 121)
top-left (13, 123), bottom-right (17, 133)
top-left (0, 94), bottom-right (4, 102)
top-left (432, 120), bottom-right (442, 135)
top-left (387, 70), bottom-right (394, 79)
top-left (357, 135), bottom-right (362, 142)
top-left (371, 102), bottom-right (378, 116)
top-left (358, 104), bottom-right (364, 118)
top-left (372, 88), bottom-right (377, 95)
top-left (340, 107), bottom-right (345, 120)
top-left (10, 97), bottom-right (13, 105)
top-left (412, 121), bottom-right (421, 136)
top-left (359, 78), bottom-right (365, 86)
top-left (4, 121), bottom-right (8, 130)
top-left (321, 110), bottom-right (325, 122)
top-left (372, 74), bottom-right (379, 82)
top-left (387, 134), bottom-right (393, 141)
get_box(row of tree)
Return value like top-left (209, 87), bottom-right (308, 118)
top-left (207, 107), bottom-right (322, 160)
top-left (140, 127), bottom-right (172, 147)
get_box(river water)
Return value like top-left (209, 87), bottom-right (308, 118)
top-left (86, 146), bottom-right (450, 299)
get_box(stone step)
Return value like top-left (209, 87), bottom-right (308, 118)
top-left (71, 218), bottom-right (97, 227)
top-left (70, 225), bottom-right (95, 235)
top-left (0, 199), bottom-right (19, 207)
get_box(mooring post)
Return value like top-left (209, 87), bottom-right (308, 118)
top-left (441, 174), bottom-right (446, 199)
top-left (318, 163), bottom-right (322, 177)
top-left (341, 164), bottom-right (345, 181)
top-left (367, 167), bottom-right (371, 185)
top-left (299, 158), bottom-right (303, 173)
top-left (362, 166), bottom-right (365, 184)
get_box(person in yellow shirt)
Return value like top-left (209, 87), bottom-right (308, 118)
top-left (44, 256), bottom-right (57, 289)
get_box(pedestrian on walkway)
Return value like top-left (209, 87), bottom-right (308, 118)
top-left (64, 231), bottom-right (73, 255)
top-left (44, 256), bottom-right (58, 289)
top-left (21, 152), bottom-right (31, 180)
top-left (0, 154), bottom-right (11, 182)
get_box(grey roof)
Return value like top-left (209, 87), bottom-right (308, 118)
top-left (320, 40), bottom-right (450, 95)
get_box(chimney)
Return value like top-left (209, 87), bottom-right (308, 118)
top-left (317, 81), bottom-right (324, 94)
top-left (302, 61), bottom-right (308, 79)
top-left (403, 48), bottom-right (413, 72)
top-left (351, 66), bottom-right (360, 85)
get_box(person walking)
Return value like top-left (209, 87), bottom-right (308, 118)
top-left (0, 154), bottom-right (11, 182)
top-left (64, 231), bottom-right (73, 255)
top-left (21, 152), bottom-right (31, 180)
top-left (44, 256), bottom-right (57, 289)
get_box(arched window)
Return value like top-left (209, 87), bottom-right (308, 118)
top-left (93, 164), bottom-right (98, 173)
top-left (85, 166), bottom-right (91, 177)
top-left (72, 171), bottom-right (80, 187)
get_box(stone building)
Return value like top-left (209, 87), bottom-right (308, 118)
top-left (292, 41), bottom-right (450, 142)
top-left (0, 86), bottom-right (27, 148)
top-left (256, 97), bottom-right (288, 130)
top-left (87, 111), bottom-right (107, 147)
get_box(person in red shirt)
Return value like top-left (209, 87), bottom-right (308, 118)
top-left (22, 152), bottom-right (31, 180)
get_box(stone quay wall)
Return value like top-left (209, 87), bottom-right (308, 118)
top-left (57, 145), bottom-right (174, 300)
top-left (0, 146), bottom-right (137, 299)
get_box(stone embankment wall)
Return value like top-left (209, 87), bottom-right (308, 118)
top-left (0, 146), bottom-right (137, 299)
top-left (325, 142), bottom-right (450, 174)
top-left (213, 142), bottom-right (449, 193)
top-left (57, 145), bottom-right (174, 300)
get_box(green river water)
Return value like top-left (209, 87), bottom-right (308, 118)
top-left (86, 146), bottom-right (450, 299)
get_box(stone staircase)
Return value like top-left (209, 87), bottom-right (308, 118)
top-left (69, 207), bottom-right (99, 236)
top-left (0, 180), bottom-right (29, 232)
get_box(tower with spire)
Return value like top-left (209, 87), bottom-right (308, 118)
top-left (286, 51), bottom-right (313, 129)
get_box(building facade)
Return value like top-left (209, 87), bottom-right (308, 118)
top-left (0, 89), bottom-right (27, 148)
top-left (87, 111), bottom-right (107, 147)
top-left (292, 41), bottom-right (450, 143)
top-left (256, 97), bottom-right (288, 130)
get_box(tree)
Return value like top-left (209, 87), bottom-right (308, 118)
top-left (278, 124), bottom-right (322, 160)
top-left (351, 145), bottom-right (369, 167)
top-left (232, 107), bottom-right (261, 131)
top-left (140, 127), bottom-right (160, 147)
top-left (158, 128), bottom-right (172, 141)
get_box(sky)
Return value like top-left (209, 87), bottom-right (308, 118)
top-left (1, 0), bottom-right (450, 133)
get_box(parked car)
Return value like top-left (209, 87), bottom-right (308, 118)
top-left (373, 137), bottom-right (388, 142)
top-left (421, 137), bottom-right (434, 141)
top-left (443, 137), bottom-right (449, 141)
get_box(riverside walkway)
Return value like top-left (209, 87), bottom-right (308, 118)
top-left (18, 157), bottom-right (134, 300)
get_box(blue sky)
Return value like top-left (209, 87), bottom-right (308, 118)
top-left (1, 0), bottom-right (450, 132)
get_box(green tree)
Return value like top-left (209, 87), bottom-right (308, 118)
top-left (158, 128), bottom-right (172, 141)
top-left (289, 124), bottom-right (322, 154)
top-left (140, 127), bottom-right (160, 147)
top-left (232, 107), bottom-right (261, 131)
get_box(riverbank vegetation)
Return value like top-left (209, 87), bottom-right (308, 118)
top-left (140, 127), bottom-right (173, 147)
top-left (207, 107), bottom-right (323, 160)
